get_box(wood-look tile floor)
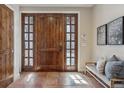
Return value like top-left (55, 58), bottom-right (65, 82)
top-left (8, 72), bottom-right (104, 88)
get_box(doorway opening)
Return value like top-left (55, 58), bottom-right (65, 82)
top-left (22, 13), bottom-right (78, 71)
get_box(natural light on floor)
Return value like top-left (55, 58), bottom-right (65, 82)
top-left (26, 74), bottom-right (33, 82)
top-left (70, 74), bottom-right (88, 85)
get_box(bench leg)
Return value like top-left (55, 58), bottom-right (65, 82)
top-left (85, 69), bottom-right (89, 75)
top-left (110, 80), bottom-right (114, 88)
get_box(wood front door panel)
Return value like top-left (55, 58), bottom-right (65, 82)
top-left (36, 14), bottom-right (64, 71)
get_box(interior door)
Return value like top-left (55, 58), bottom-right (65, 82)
top-left (36, 14), bottom-right (65, 71)
top-left (0, 5), bottom-right (13, 87)
top-left (5, 7), bottom-right (14, 81)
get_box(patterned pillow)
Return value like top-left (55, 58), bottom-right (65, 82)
top-left (105, 61), bottom-right (124, 80)
top-left (96, 57), bottom-right (106, 74)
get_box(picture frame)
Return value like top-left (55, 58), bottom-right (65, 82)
top-left (107, 17), bottom-right (124, 45)
top-left (97, 24), bottom-right (107, 45)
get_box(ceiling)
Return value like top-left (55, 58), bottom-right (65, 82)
top-left (19, 4), bottom-right (94, 8)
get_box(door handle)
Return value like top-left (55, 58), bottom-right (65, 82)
top-left (12, 49), bottom-right (14, 53)
top-left (59, 42), bottom-right (63, 51)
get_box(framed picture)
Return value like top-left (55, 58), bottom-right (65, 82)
top-left (107, 17), bottom-right (124, 45)
top-left (97, 24), bottom-right (107, 45)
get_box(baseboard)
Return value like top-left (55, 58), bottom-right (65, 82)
top-left (14, 73), bottom-right (20, 81)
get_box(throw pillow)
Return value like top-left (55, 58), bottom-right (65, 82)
top-left (96, 57), bottom-right (106, 74)
top-left (105, 61), bottom-right (124, 80)
top-left (108, 55), bottom-right (119, 61)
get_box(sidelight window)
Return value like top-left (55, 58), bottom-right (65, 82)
top-left (65, 15), bottom-right (77, 71)
top-left (23, 15), bottom-right (34, 68)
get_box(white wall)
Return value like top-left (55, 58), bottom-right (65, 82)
top-left (6, 4), bottom-right (21, 81)
top-left (7, 4), bottom-right (124, 76)
top-left (15, 5), bottom-right (124, 73)
top-left (20, 7), bottom-right (92, 71)
top-left (6, 4), bottom-right (124, 76)
top-left (92, 5), bottom-right (124, 61)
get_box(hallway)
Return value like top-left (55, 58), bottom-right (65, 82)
top-left (8, 72), bottom-right (103, 88)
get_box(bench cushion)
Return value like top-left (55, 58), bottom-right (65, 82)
top-left (86, 64), bottom-right (110, 86)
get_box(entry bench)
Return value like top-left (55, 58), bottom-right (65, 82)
top-left (85, 62), bottom-right (124, 88)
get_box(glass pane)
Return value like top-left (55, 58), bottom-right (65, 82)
top-left (24, 25), bottom-right (28, 32)
top-left (66, 25), bottom-right (70, 32)
top-left (71, 42), bottom-right (75, 49)
top-left (66, 50), bottom-right (70, 57)
top-left (25, 33), bottom-right (28, 40)
top-left (25, 42), bottom-right (28, 49)
top-left (66, 58), bottom-right (70, 65)
top-left (29, 42), bottom-right (33, 49)
top-left (66, 33), bottom-right (70, 41)
top-left (71, 50), bottom-right (75, 57)
top-left (29, 58), bottom-right (33, 66)
top-left (71, 17), bottom-right (75, 24)
top-left (66, 17), bottom-right (70, 24)
top-left (25, 58), bottom-right (28, 66)
top-left (71, 33), bottom-right (75, 41)
top-left (25, 17), bottom-right (28, 24)
top-left (25, 50), bottom-right (28, 57)
top-left (29, 25), bottom-right (33, 32)
top-left (29, 16), bottom-right (33, 24)
top-left (71, 58), bottom-right (75, 65)
top-left (29, 50), bottom-right (33, 57)
top-left (71, 25), bottom-right (75, 32)
top-left (66, 42), bottom-right (70, 49)
top-left (29, 33), bottom-right (33, 40)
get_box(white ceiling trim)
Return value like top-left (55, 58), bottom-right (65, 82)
top-left (21, 11), bottom-right (80, 13)
top-left (19, 4), bottom-right (94, 8)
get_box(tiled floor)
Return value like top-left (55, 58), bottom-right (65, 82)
top-left (8, 72), bottom-right (103, 88)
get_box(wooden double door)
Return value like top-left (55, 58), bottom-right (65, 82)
top-left (0, 5), bottom-right (14, 87)
top-left (22, 13), bottom-right (78, 71)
